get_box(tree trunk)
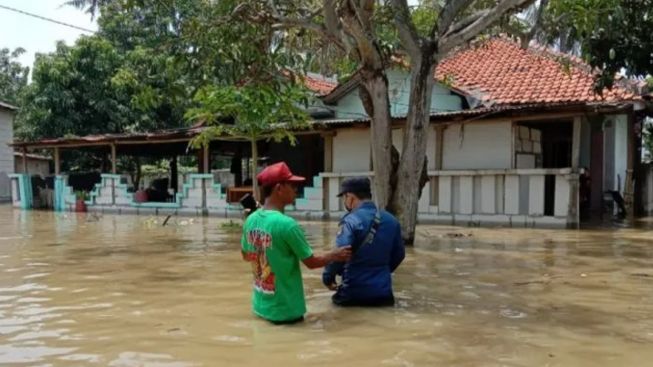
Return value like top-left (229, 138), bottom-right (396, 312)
top-left (391, 52), bottom-right (437, 245)
top-left (251, 139), bottom-right (259, 201)
top-left (359, 68), bottom-right (393, 210)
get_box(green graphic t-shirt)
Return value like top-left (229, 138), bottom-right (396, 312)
top-left (241, 209), bottom-right (313, 322)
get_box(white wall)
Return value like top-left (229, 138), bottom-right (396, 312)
top-left (14, 158), bottom-right (51, 178)
top-left (333, 128), bottom-right (371, 172)
top-left (426, 127), bottom-right (437, 170)
top-left (442, 121), bottom-right (513, 170)
top-left (0, 109), bottom-right (14, 202)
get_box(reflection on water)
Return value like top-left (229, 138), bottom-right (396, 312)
top-left (0, 206), bottom-right (652, 366)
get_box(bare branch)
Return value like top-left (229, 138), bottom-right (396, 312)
top-left (437, 0), bottom-right (476, 37)
top-left (390, 0), bottom-right (422, 58)
top-left (338, 0), bottom-right (384, 68)
top-left (262, 0), bottom-right (347, 50)
top-left (442, 9), bottom-right (487, 38)
top-left (439, 0), bottom-right (537, 55)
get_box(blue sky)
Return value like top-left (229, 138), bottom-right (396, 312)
top-left (0, 0), bottom-right (97, 70)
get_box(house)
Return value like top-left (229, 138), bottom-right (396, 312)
top-left (294, 37), bottom-right (645, 227)
top-left (0, 101), bottom-right (17, 202)
top-left (8, 38), bottom-right (648, 227)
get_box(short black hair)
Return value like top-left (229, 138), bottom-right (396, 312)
top-left (350, 191), bottom-right (372, 200)
top-left (261, 184), bottom-right (275, 200)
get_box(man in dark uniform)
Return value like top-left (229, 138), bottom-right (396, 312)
top-left (322, 177), bottom-right (405, 306)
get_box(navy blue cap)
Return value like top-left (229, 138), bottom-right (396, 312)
top-left (337, 177), bottom-right (371, 197)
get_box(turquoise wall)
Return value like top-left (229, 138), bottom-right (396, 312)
top-left (331, 69), bottom-right (464, 119)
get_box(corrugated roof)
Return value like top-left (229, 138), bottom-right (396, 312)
top-left (11, 125), bottom-right (206, 148)
top-left (0, 101), bottom-right (18, 111)
top-left (13, 152), bottom-right (52, 161)
top-left (311, 101), bottom-right (632, 125)
top-left (303, 74), bottom-right (338, 96)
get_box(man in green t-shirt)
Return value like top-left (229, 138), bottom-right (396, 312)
top-left (241, 162), bottom-right (351, 324)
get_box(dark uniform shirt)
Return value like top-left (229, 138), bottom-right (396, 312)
top-left (322, 201), bottom-right (405, 305)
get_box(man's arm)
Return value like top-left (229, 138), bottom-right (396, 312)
top-left (322, 219), bottom-right (356, 288)
top-left (302, 247), bottom-right (351, 269)
top-left (284, 220), bottom-right (352, 269)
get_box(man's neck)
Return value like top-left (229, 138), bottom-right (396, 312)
top-left (351, 199), bottom-right (373, 211)
top-left (263, 197), bottom-right (285, 212)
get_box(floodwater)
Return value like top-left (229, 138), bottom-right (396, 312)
top-left (0, 206), bottom-right (652, 366)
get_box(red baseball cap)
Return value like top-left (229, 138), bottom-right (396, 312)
top-left (256, 162), bottom-right (305, 187)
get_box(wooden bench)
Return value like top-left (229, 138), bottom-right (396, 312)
top-left (227, 186), bottom-right (253, 203)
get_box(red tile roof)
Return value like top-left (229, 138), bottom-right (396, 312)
top-left (435, 38), bottom-right (637, 106)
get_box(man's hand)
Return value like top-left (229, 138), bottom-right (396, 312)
top-left (329, 246), bottom-right (352, 262)
top-left (326, 282), bottom-right (338, 291)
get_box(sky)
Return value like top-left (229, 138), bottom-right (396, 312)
top-left (0, 0), bottom-right (98, 70)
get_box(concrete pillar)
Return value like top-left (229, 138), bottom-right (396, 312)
top-left (554, 175), bottom-right (571, 217)
top-left (438, 176), bottom-right (452, 213)
top-left (328, 177), bottom-right (340, 212)
top-left (505, 175), bottom-right (520, 215)
top-left (459, 176), bottom-right (474, 214)
top-left (418, 183), bottom-right (430, 213)
top-left (528, 175), bottom-right (545, 216)
top-left (480, 175), bottom-right (496, 214)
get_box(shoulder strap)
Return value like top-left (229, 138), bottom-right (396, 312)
top-left (361, 210), bottom-right (382, 246)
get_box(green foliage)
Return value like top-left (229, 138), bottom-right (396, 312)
top-left (541, 0), bottom-right (653, 88)
top-left (16, 37), bottom-right (129, 141)
top-left (0, 47), bottom-right (29, 105)
top-left (65, 0), bottom-right (113, 17)
top-left (75, 190), bottom-right (89, 200)
top-left (187, 84), bottom-right (310, 147)
top-left (141, 160), bottom-right (195, 176)
top-left (15, 1), bottom-right (208, 137)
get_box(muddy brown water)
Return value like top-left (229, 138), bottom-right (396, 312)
top-left (0, 206), bottom-right (652, 366)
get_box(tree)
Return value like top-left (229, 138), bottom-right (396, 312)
top-left (262, 0), bottom-right (537, 243)
top-left (537, 0), bottom-right (653, 89)
top-left (385, 0), bottom-right (537, 243)
top-left (187, 85), bottom-right (310, 199)
top-left (64, 0), bottom-right (113, 18)
top-left (17, 1), bottom-right (204, 183)
top-left (177, 0), bottom-right (314, 198)
top-left (0, 47), bottom-right (29, 105)
top-left (16, 37), bottom-right (128, 140)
